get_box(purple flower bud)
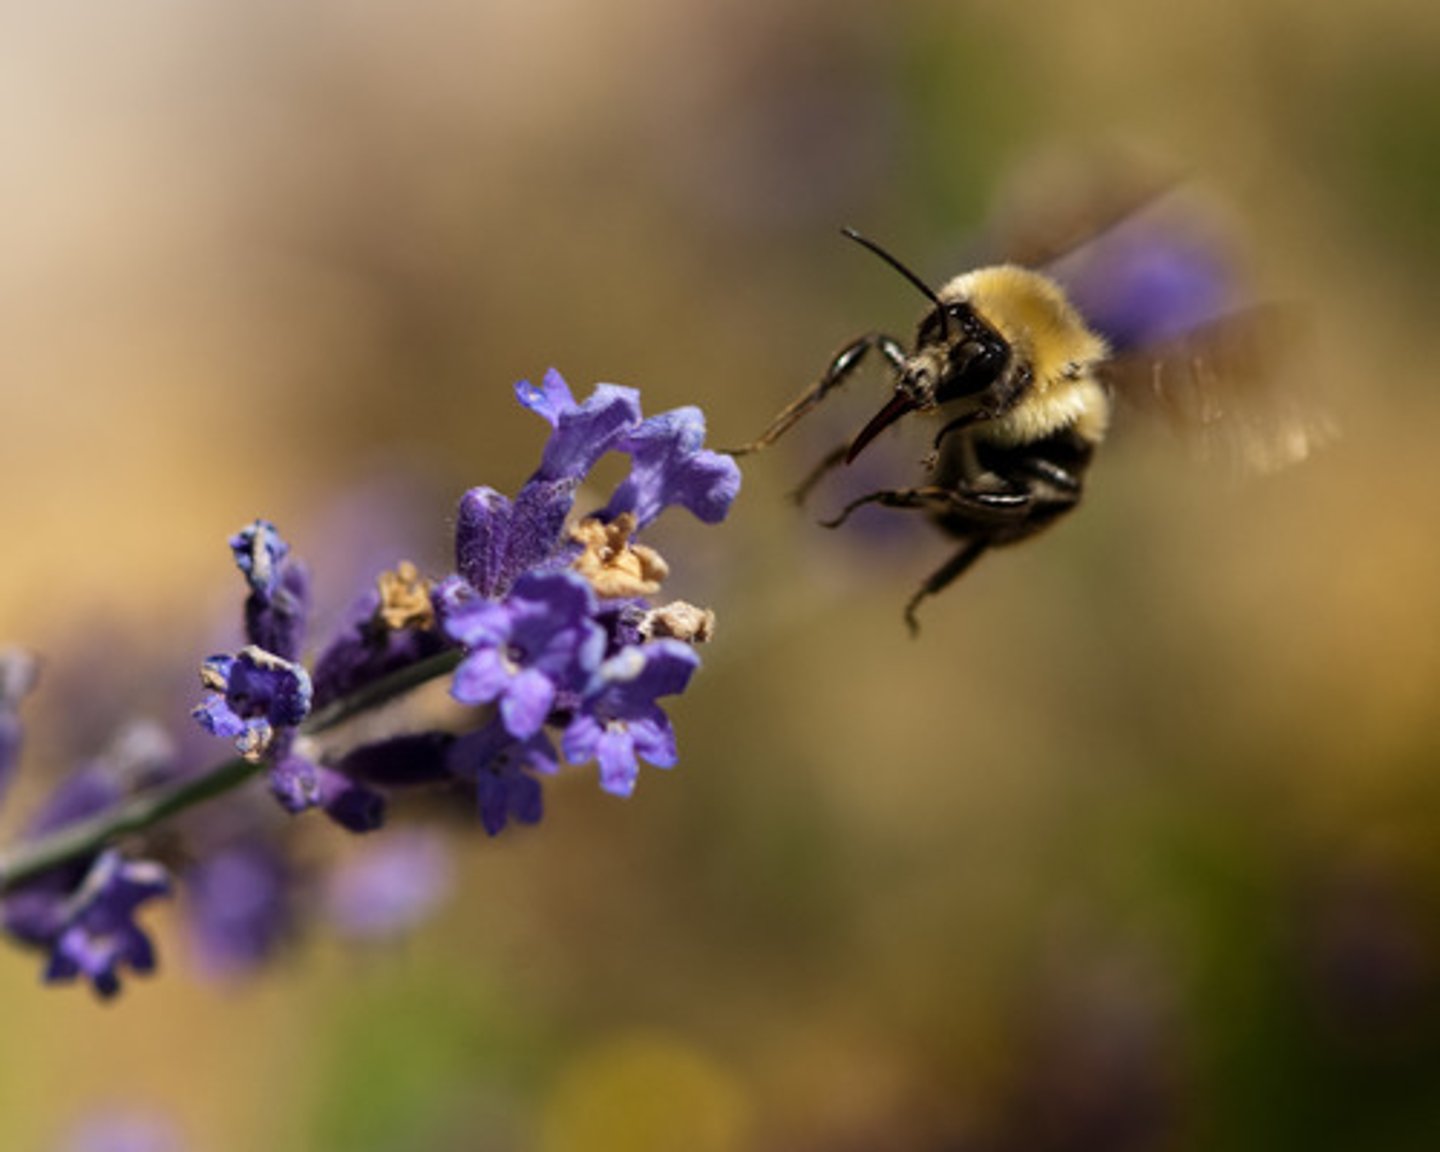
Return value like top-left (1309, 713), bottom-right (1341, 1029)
top-left (268, 753), bottom-right (385, 833)
top-left (309, 586), bottom-right (448, 711)
top-left (230, 520), bottom-right (310, 661)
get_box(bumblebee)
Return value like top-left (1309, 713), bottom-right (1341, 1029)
top-left (730, 196), bottom-right (1329, 633)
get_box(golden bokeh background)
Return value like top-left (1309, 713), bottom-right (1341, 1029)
top-left (3, 1), bottom-right (1440, 1148)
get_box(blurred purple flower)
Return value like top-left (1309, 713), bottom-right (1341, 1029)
top-left (57, 1110), bottom-right (183, 1152)
top-left (39, 850), bottom-right (169, 999)
top-left (0, 648), bottom-right (40, 807)
top-left (324, 830), bottom-right (454, 941)
top-left (1050, 205), bottom-right (1237, 353)
top-left (184, 840), bottom-right (293, 977)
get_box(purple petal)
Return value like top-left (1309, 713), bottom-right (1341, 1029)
top-left (35, 851), bottom-right (169, 999)
top-left (500, 666), bottom-right (556, 739)
top-left (591, 640), bottom-right (699, 717)
top-left (561, 713), bottom-right (603, 765)
top-left (514, 367), bottom-right (577, 427)
top-left (245, 560), bottom-right (310, 660)
top-left (627, 711), bottom-right (678, 768)
top-left (191, 695), bottom-right (249, 740)
top-left (323, 779), bottom-right (387, 833)
top-left (450, 647), bottom-right (512, 707)
top-left (448, 717), bottom-right (559, 780)
top-left (595, 727), bottom-right (640, 797)
top-left (443, 598), bottom-right (513, 648)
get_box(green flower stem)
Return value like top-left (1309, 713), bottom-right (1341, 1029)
top-left (0, 648), bottom-right (462, 895)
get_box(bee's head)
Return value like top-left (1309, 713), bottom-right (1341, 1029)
top-left (838, 228), bottom-right (1019, 463)
top-left (914, 300), bottom-right (1012, 406)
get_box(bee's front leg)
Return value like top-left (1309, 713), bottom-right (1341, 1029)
top-left (724, 332), bottom-right (906, 457)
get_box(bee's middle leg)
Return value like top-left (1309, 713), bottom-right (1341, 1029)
top-left (819, 484), bottom-right (1029, 530)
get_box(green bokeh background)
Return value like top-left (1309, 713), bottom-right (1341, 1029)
top-left (3, 1), bottom-right (1440, 1148)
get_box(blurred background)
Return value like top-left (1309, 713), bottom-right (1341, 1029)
top-left (3, 0), bottom-right (1440, 1148)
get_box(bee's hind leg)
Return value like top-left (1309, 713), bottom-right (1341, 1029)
top-left (904, 540), bottom-right (989, 637)
top-left (723, 332), bottom-right (906, 456)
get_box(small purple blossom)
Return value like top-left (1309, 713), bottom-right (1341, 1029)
top-left (562, 640), bottom-right (698, 798)
top-left (601, 406), bottom-right (742, 528)
top-left (40, 850), bottom-right (169, 999)
top-left (447, 718), bottom-right (557, 835)
top-left (446, 571), bottom-right (604, 739)
top-left (192, 646), bottom-right (312, 762)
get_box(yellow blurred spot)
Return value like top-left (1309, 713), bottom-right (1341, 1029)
top-left (538, 1032), bottom-right (749, 1152)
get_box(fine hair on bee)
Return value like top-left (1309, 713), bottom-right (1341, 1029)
top-left (727, 205), bottom-right (1327, 636)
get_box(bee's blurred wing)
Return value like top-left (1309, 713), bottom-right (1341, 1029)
top-left (1100, 304), bottom-right (1338, 475)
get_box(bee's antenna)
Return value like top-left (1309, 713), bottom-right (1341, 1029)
top-left (841, 227), bottom-right (952, 338)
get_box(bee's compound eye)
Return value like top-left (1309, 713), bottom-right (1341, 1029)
top-left (936, 338), bottom-right (1007, 403)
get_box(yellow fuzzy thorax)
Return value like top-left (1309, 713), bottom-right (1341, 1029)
top-left (939, 265), bottom-right (1112, 445)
